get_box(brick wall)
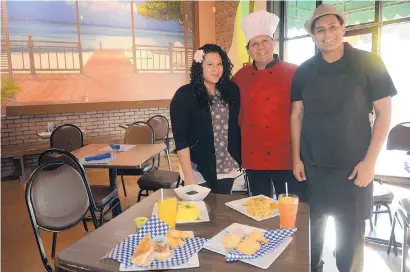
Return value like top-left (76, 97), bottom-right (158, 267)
top-left (1, 107), bottom-right (173, 178)
top-left (215, 1), bottom-right (239, 52)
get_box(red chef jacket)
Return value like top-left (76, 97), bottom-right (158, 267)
top-left (233, 60), bottom-right (297, 170)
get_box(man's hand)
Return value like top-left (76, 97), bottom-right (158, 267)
top-left (348, 160), bottom-right (375, 187)
top-left (293, 159), bottom-right (307, 182)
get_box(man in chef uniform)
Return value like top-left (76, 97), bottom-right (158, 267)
top-left (233, 10), bottom-right (306, 201)
top-left (291, 5), bottom-right (396, 271)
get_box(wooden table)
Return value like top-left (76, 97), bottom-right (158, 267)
top-left (72, 143), bottom-right (166, 215)
top-left (55, 190), bottom-right (310, 272)
top-left (375, 150), bottom-right (410, 185)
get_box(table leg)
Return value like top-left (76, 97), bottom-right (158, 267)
top-left (109, 169), bottom-right (122, 217)
top-left (19, 156), bottom-right (26, 182)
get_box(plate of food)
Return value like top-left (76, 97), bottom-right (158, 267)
top-left (225, 195), bottom-right (279, 221)
top-left (123, 230), bottom-right (200, 271)
top-left (103, 216), bottom-right (208, 271)
top-left (152, 201), bottom-right (210, 224)
top-left (203, 223), bottom-right (295, 269)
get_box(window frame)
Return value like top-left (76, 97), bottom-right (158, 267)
top-left (267, 0), bottom-right (410, 59)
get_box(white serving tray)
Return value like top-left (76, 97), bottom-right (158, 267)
top-left (203, 223), bottom-right (292, 270)
top-left (225, 195), bottom-right (279, 221)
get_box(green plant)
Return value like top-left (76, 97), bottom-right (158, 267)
top-left (1, 78), bottom-right (19, 101)
top-left (136, 1), bottom-right (183, 24)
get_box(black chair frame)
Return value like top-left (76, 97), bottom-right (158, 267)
top-left (147, 115), bottom-right (172, 170)
top-left (25, 161), bottom-right (98, 272)
top-left (120, 121), bottom-right (155, 197)
top-left (50, 124), bottom-right (84, 149)
top-left (39, 149), bottom-right (121, 227)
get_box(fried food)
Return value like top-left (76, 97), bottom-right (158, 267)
top-left (248, 230), bottom-right (268, 244)
top-left (166, 231), bottom-right (179, 249)
top-left (168, 229), bottom-right (193, 239)
top-left (166, 229), bottom-right (192, 249)
top-left (237, 239), bottom-right (261, 255)
top-left (153, 243), bottom-right (172, 261)
top-left (243, 197), bottom-right (277, 218)
top-left (221, 229), bottom-right (269, 255)
top-left (222, 234), bottom-right (242, 249)
top-left (176, 237), bottom-right (185, 247)
top-left (131, 234), bottom-right (155, 266)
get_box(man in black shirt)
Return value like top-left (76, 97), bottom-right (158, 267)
top-left (290, 5), bottom-right (397, 272)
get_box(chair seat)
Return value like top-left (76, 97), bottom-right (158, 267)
top-left (138, 170), bottom-right (180, 190)
top-left (90, 185), bottom-right (118, 208)
top-left (117, 162), bottom-right (153, 176)
top-left (373, 182), bottom-right (394, 204)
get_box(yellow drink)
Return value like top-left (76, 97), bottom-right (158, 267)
top-left (278, 194), bottom-right (299, 228)
top-left (157, 197), bottom-right (177, 228)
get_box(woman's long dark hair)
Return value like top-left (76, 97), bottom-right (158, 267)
top-left (190, 44), bottom-right (235, 108)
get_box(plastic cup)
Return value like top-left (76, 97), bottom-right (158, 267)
top-left (157, 197), bottom-right (177, 228)
top-left (278, 194), bottom-right (299, 228)
top-left (134, 217), bottom-right (148, 230)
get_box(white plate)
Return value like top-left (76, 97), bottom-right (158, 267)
top-left (37, 132), bottom-right (51, 138)
top-left (119, 231), bottom-right (199, 271)
top-left (152, 201), bottom-right (210, 224)
top-left (203, 223), bottom-right (292, 270)
top-left (225, 195), bottom-right (279, 222)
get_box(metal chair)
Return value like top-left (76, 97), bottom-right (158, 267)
top-left (25, 161), bottom-right (98, 271)
top-left (50, 124), bottom-right (83, 152)
top-left (369, 179), bottom-right (394, 231)
top-left (388, 197), bottom-right (409, 272)
top-left (386, 122), bottom-right (410, 151)
top-left (137, 170), bottom-right (181, 202)
top-left (147, 115), bottom-right (172, 170)
top-left (38, 149), bottom-right (121, 227)
top-left (118, 121), bottom-right (155, 196)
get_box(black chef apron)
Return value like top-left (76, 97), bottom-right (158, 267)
top-left (301, 71), bottom-right (373, 219)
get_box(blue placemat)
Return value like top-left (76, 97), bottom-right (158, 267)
top-left (80, 153), bottom-right (116, 165)
top-left (99, 144), bottom-right (136, 152)
top-left (225, 228), bottom-right (297, 262)
top-left (103, 216), bottom-right (208, 269)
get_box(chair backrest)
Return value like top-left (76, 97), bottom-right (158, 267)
top-left (147, 115), bottom-right (169, 142)
top-left (39, 148), bottom-right (83, 173)
top-left (38, 148), bottom-right (98, 209)
top-left (386, 122), bottom-right (410, 151)
top-left (25, 161), bottom-right (97, 272)
top-left (50, 124), bottom-right (84, 152)
top-left (124, 121), bottom-right (155, 145)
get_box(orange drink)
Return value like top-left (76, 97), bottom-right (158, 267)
top-left (157, 197), bottom-right (177, 228)
top-left (278, 194), bottom-right (299, 228)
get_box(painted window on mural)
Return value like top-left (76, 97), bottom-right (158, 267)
top-left (1, 0), bottom-right (195, 106)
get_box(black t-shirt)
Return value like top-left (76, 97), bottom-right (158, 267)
top-left (291, 44), bottom-right (397, 111)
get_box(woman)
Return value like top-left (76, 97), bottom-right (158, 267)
top-left (170, 44), bottom-right (241, 194)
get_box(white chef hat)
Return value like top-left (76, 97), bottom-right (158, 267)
top-left (241, 11), bottom-right (280, 45)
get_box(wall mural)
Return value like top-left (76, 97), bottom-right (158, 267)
top-left (1, 0), bottom-right (194, 108)
top-left (228, 0), bottom-right (251, 74)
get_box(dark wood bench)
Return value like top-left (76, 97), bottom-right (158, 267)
top-left (1, 135), bottom-right (124, 181)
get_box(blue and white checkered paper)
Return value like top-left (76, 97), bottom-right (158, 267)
top-left (103, 216), bottom-right (208, 269)
top-left (80, 154), bottom-right (116, 165)
top-left (225, 228), bottom-right (297, 262)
